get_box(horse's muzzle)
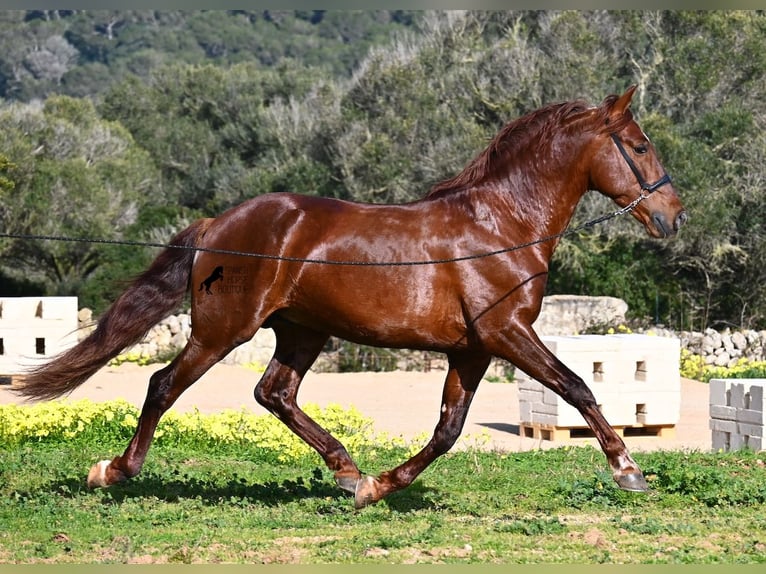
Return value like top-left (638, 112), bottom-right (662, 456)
top-left (652, 210), bottom-right (688, 238)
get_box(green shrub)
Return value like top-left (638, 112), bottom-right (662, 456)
top-left (643, 451), bottom-right (766, 507)
top-left (680, 349), bottom-right (766, 383)
top-left (0, 399), bottom-right (422, 461)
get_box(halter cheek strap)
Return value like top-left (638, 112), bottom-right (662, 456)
top-left (610, 133), bottom-right (672, 193)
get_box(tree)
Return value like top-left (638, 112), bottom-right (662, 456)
top-left (23, 34), bottom-right (79, 85)
top-left (0, 153), bottom-right (17, 257)
top-left (0, 96), bottom-right (158, 299)
top-left (0, 10), bottom-right (421, 101)
top-left (99, 60), bottom-right (327, 213)
top-left (643, 11), bottom-right (766, 328)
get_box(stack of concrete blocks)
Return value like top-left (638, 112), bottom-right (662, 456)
top-left (517, 334), bottom-right (681, 440)
top-left (0, 297), bottom-right (79, 383)
top-left (709, 379), bottom-right (765, 451)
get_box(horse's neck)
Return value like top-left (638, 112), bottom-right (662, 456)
top-left (471, 161), bottom-right (590, 240)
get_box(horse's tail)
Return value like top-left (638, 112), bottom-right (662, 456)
top-left (14, 218), bottom-right (213, 401)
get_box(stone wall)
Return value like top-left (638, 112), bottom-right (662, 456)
top-left (77, 296), bottom-right (766, 370)
top-left (533, 294), bottom-right (629, 336)
top-left (642, 326), bottom-right (766, 367)
top-left (77, 308), bottom-right (277, 368)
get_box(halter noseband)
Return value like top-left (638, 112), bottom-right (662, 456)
top-left (610, 133), bottom-right (672, 194)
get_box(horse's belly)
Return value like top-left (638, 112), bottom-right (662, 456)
top-left (277, 302), bottom-right (468, 351)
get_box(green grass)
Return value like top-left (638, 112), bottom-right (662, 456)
top-left (2, 440), bottom-right (766, 563)
top-left (1, 400), bottom-right (765, 563)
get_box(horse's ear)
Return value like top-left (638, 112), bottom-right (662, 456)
top-left (605, 85), bottom-right (637, 122)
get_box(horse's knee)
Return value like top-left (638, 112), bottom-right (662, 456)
top-left (567, 384), bottom-right (598, 410)
top-left (548, 375), bottom-right (597, 409)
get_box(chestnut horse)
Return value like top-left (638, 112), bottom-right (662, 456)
top-left (16, 86), bottom-right (686, 508)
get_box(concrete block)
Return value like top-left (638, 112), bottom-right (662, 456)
top-left (709, 418), bottom-right (737, 433)
top-left (530, 413), bottom-right (560, 426)
top-left (745, 436), bottom-right (762, 450)
top-left (730, 383), bottom-right (746, 409)
top-left (712, 430), bottom-right (730, 451)
top-left (544, 402), bottom-right (585, 428)
top-left (710, 405), bottom-right (738, 421)
top-left (737, 408), bottom-right (766, 425)
top-left (519, 401), bottom-right (531, 422)
top-left (737, 422), bottom-right (763, 438)
top-left (516, 334), bottom-right (681, 432)
top-left (518, 389), bottom-right (543, 403)
top-left (517, 378), bottom-right (543, 393)
top-left (0, 297), bottom-right (78, 375)
top-left (542, 386), bottom-right (559, 406)
top-left (709, 379), bottom-right (766, 451)
top-left (709, 379), bottom-right (727, 405)
top-left (639, 400), bottom-right (682, 426)
top-left (531, 401), bottom-right (559, 416)
top-left (730, 432), bottom-right (746, 450)
top-left (749, 385), bottom-right (763, 411)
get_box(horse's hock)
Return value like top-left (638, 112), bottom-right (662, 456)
top-left (516, 334), bottom-right (681, 440)
top-left (0, 297), bottom-right (79, 384)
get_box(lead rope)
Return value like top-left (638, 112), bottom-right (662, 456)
top-left (0, 131), bottom-right (674, 267)
top-left (0, 193), bottom-right (648, 267)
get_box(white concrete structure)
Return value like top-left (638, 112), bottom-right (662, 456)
top-left (0, 297), bottom-right (78, 380)
top-left (709, 378), bottom-right (765, 451)
top-left (517, 334), bottom-right (681, 440)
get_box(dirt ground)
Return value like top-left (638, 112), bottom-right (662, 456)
top-left (1, 362), bottom-right (712, 454)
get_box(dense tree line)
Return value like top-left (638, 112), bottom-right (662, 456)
top-left (0, 10), bottom-right (416, 100)
top-left (1, 10), bottom-right (765, 332)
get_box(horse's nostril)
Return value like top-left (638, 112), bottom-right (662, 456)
top-left (675, 211), bottom-right (688, 230)
top-left (652, 214), bottom-right (670, 237)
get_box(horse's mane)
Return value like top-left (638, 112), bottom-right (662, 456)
top-left (428, 96), bottom-right (633, 197)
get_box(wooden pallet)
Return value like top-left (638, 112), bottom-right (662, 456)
top-left (520, 422), bottom-right (676, 442)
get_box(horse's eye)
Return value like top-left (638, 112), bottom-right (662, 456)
top-left (633, 144), bottom-right (648, 155)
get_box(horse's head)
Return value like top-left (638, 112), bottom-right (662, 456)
top-left (588, 85), bottom-right (687, 238)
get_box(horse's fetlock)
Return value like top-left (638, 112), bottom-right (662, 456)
top-left (121, 464), bottom-right (141, 480)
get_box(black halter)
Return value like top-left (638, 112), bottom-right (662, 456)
top-left (610, 133), bottom-right (672, 193)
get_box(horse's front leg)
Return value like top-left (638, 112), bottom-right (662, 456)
top-left (354, 352), bottom-right (490, 508)
top-left (488, 323), bottom-right (648, 492)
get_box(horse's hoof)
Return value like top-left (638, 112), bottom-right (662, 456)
top-left (354, 476), bottom-right (381, 509)
top-left (615, 471), bottom-right (649, 492)
top-left (87, 460), bottom-right (112, 489)
top-left (334, 474), bottom-right (360, 495)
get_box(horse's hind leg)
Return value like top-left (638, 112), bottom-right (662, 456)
top-left (354, 352), bottom-right (490, 508)
top-left (87, 340), bottom-right (233, 488)
top-left (254, 320), bottom-right (363, 493)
